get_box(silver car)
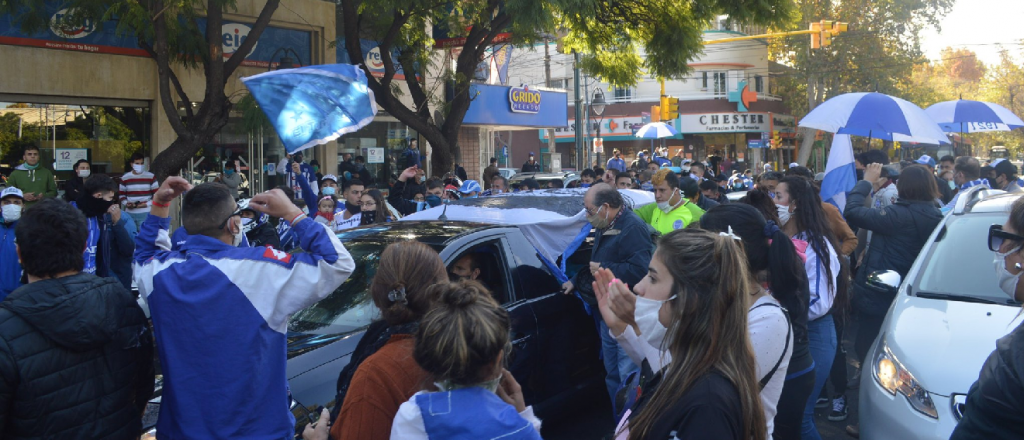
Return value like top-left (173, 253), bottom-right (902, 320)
top-left (859, 187), bottom-right (1024, 439)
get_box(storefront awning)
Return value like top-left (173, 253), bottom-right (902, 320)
top-left (463, 83), bottom-right (568, 130)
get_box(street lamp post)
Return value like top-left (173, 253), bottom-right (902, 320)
top-left (591, 88), bottom-right (607, 169)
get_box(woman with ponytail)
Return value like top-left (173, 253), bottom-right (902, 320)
top-left (331, 241), bottom-right (449, 440)
top-left (774, 176), bottom-right (842, 440)
top-left (592, 229), bottom-right (767, 440)
top-left (700, 203), bottom-right (815, 439)
top-left (390, 281), bottom-right (542, 439)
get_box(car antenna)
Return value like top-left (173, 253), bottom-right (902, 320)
top-left (438, 199), bottom-right (449, 222)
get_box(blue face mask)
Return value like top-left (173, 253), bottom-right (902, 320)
top-left (225, 169), bottom-right (235, 175)
top-left (465, 194), bottom-right (478, 199)
top-left (323, 187), bottom-right (336, 196)
top-left (768, 191), bottom-right (776, 199)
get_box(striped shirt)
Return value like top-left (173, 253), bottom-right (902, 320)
top-left (119, 171), bottom-right (159, 214)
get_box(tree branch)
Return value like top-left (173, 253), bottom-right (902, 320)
top-left (224, 0), bottom-right (281, 78)
top-left (376, 11), bottom-right (412, 90)
top-left (140, 40), bottom-right (194, 121)
top-left (398, 49), bottom-right (430, 119)
top-left (152, 0), bottom-right (189, 139)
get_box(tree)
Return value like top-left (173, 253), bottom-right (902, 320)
top-left (767, 0), bottom-right (954, 163)
top-left (3, 0), bottom-right (281, 180)
top-left (339, 0), bottom-right (794, 174)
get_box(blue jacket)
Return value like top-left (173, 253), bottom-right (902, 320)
top-left (133, 215), bottom-right (354, 439)
top-left (571, 209), bottom-right (654, 303)
top-left (77, 209), bottom-right (137, 291)
top-left (606, 157), bottom-right (627, 173)
top-left (0, 220), bottom-right (21, 301)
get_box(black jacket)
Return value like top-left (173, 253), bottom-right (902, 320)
top-left (521, 161), bottom-right (541, 173)
top-left (0, 273), bottom-right (154, 440)
top-left (247, 221), bottom-right (282, 248)
top-left (936, 175), bottom-right (954, 205)
top-left (696, 194), bottom-right (720, 212)
top-left (844, 180), bottom-right (943, 317)
top-left (62, 176), bottom-right (85, 203)
top-left (571, 209), bottom-right (654, 304)
top-left (951, 320), bottom-right (1024, 440)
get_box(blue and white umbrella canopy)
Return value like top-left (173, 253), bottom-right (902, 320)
top-left (241, 64), bottom-right (377, 154)
top-left (799, 92), bottom-right (950, 144)
top-left (634, 122), bottom-right (679, 139)
top-left (925, 99), bottom-right (1024, 133)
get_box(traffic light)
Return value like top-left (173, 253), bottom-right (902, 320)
top-left (832, 21), bottom-right (849, 34)
top-left (819, 20), bottom-right (834, 47)
top-left (810, 21), bottom-right (822, 49)
top-left (663, 97), bottom-right (679, 120)
top-left (772, 131), bottom-right (782, 149)
top-left (651, 105), bottom-right (661, 122)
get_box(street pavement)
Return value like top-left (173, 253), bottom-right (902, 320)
top-left (544, 320), bottom-right (862, 440)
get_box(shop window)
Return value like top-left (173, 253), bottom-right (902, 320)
top-left (448, 241), bottom-right (511, 304)
top-left (612, 87), bottom-right (633, 102)
top-left (713, 72), bottom-right (727, 96)
top-left (754, 75), bottom-right (764, 93)
top-left (702, 72), bottom-right (709, 90)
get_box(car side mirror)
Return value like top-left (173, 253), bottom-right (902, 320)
top-left (866, 270), bottom-right (901, 294)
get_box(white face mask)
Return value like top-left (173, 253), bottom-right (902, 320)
top-left (656, 189), bottom-right (683, 214)
top-left (231, 218), bottom-right (245, 247)
top-left (634, 294), bottom-right (676, 348)
top-left (2, 204), bottom-right (22, 223)
top-left (994, 250), bottom-right (1022, 300)
top-left (132, 164), bottom-right (144, 173)
top-left (78, 169), bottom-right (91, 178)
top-left (776, 203), bottom-right (792, 226)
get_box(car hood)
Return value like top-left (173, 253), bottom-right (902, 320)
top-left (886, 294), bottom-right (1024, 396)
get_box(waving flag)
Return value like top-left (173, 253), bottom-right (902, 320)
top-left (241, 64), bottom-right (377, 154)
top-left (820, 134), bottom-right (858, 214)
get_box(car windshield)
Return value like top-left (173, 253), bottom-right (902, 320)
top-left (287, 241), bottom-right (388, 335)
top-left (915, 213), bottom-right (1021, 305)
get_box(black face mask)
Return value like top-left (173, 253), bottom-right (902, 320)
top-left (78, 195), bottom-right (115, 218)
top-left (360, 210), bottom-right (377, 225)
top-left (346, 202), bottom-right (362, 215)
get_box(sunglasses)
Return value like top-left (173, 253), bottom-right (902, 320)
top-left (218, 204), bottom-right (243, 230)
top-left (988, 224), bottom-right (1024, 252)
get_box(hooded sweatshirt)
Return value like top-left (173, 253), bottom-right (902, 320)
top-left (6, 164), bottom-right (57, 208)
top-left (0, 220), bottom-right (21, 301)
top-left (0, 273), bottom-right (154, 439)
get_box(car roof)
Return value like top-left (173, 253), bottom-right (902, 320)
top-left (964, 192), bottom-right (1022, 214)
top-left (337, 221), bottom-right (503, 246)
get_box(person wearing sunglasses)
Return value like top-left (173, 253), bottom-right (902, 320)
top-left (951, 196), bottom-right (1024, 439)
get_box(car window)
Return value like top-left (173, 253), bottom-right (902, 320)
top-left (448, 240), bottom-right (511, 304)
top-left (915, 213), bottom-right (1021, 305)
top-left (288, 241), bottom-right (384, 335)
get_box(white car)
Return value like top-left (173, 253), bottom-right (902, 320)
top-left (860, 187), bottom-right (1024, 439)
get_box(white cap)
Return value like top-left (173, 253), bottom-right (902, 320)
top-left (1, 187), bottom-right (24, 200)
top-left (322, 174), bottom-right (339, 183)
top-left (789, 162), bottom-right (800, 169)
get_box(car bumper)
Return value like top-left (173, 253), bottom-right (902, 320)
top-left (859, 368), bottom-right (958, 440)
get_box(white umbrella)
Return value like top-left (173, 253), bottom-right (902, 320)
top-left (634, 122), bottom-right (679, 139)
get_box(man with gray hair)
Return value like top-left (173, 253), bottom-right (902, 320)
top-left (944, 156), bottom-right (987, 212)
top-left (562, 183), bottom-right (654, 405)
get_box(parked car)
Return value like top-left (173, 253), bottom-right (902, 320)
top-left (510, 171), bottom-right (580, 189)
top-left (499, 167), bottom-right (518, 180)
top-left (859, 187), bottom-right (1024, 439)
top-left (140, 220), bottom-right (604, 437)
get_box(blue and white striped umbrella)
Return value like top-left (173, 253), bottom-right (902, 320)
top-left (799, 92), bottom-right (950, 144)
top-left (634, 122), bottom-right (679, 139)
top-left (925, 99), bottom-right (1024, 133)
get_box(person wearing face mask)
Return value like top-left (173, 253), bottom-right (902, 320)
top-left (333, 180), bottom-right (365, 231)
top-left (354, 156), bottom-right (374, 186)
top-left (562, 183), bottom-right (654, 406)
top-left (360, 190), bottom-right (391, 225)
top-left (216, 161), bottom-right (242, 200)
top-left (590, 229), bottom-right (768, 440)
top-left (390, 167), bottom-right (443, 215)
top-left (390, 281), bottom-right (541, 440)
top-left (679, 175), bottom-right (718, 212)
top-left (309, 159), bottom-right (324, 182)
top-left (133, 179), bottom-right (355, 439)
top-left (286, 152), bottom-right (319, 201)
top-left (72, 174), bottom-right (137, 290)
top-left (63, 159), bottom-right (91, 203)
top-left (635, 169), bottom-right (697, 234)
top-left (944, 156), bottom-right (988, 213)
top-left (120, 152), bottom-right (159, 229)
top-left (950, 196), bottom-right (1024, 440)
top-left (0, 187), bottom-right (25, 301)
top-left (8, 145), bottom-right (57, 208)
top-left (458, 180), bottom-right (482, 198)
top-left (843, 164), bottom-right (943, 397)
top-left (238, 199), bottom-right (281, 248)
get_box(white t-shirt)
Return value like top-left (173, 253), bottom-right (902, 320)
top-left (333, 212), bottom-right (362, 232)
top-left (748, 295), bottom-right (793, 437)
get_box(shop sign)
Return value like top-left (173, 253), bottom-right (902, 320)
top-left (55, 148), bottom-right (88, 171)
top-left (366, 147), bottom-right (385, 164)
top-left (678, 113), bottom-right (771, 133)
top-left (748, 139), bottom-right (766, 149)
top-left (543, 115), bottom-right (649, 140)
top-left (509, 85), bottom-right (542, 114)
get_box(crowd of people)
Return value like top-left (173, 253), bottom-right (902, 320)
top-left (2, 141), bottom-right (1024, 440)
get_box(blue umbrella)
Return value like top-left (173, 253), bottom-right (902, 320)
top-left (241, 64), bottom-right (378, 154)
top-left (799, 92), bottom-right (950, 144)
top-left (925, 99), bottom-right (1024, 133)
top-left (634, 122), bottom-right (679, 139)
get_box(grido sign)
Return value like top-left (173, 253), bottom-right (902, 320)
top-left (678, 112), bottom-right (771, 133)
top-left (509, 85), bottom-right (542, 114)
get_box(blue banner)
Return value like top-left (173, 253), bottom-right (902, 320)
top-left (463, 83), bottom-right (567, 128)
top-left (241, 64), bottom-right (378, 154)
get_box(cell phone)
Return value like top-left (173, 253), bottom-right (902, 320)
top-left (307, 405), bottom-right (325, 426)
top-left (881, 163), bottom-right (900, 179)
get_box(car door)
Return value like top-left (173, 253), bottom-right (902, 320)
top-left (503, 228), bottom-right (603, 416)
top-left (439, 230), bottom-right (542, 405)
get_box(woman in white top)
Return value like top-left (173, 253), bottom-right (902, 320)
top-left (775, 176), bottom-right (842, 440)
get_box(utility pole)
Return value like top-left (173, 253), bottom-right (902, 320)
top-left (545, 41), bottom-right (557, 170)
top-left (573, 51), bottom-right (584, 170)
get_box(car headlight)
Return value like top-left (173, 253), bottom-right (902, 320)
top-left (873, 341), bottom-right (938, 419)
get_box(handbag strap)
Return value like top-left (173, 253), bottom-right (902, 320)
top-left (751, 302), bottom-right (791, 389)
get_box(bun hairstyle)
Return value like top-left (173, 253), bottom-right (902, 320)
top-left (627, 229), bottom-right (766, 440)
top-left (370, 241), bottom-right (449, 326)
top-left (414, 281), bottom-right (511, 387)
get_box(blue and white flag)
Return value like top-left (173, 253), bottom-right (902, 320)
top-left (241, 64), bottom-right (377, 154)
top-left (820, 134), bottom-right (858, 214)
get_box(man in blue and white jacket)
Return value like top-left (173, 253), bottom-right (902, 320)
top-left (133, 178), bottom-right (354, 439)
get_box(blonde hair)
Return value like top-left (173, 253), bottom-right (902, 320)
top-left (651, 168), bottom-right (674, 186)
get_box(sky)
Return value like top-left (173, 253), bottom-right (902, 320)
top-left (920, 0), bottom-right (1024, 66)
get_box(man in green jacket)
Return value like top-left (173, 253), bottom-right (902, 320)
top-left (634, 168), bottom-right (703, 234)
top-left (7, 145), bottom-right (57, 207)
